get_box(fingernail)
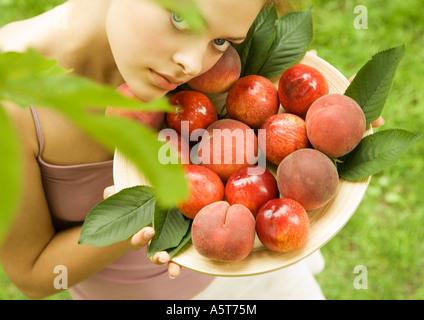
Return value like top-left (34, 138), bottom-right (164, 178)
top-left (169, 275), bottom-right (176, 280)
top-left (158, 256), bottom-right (168, 264)
top-left (143, 230), bottom-right (154, 240)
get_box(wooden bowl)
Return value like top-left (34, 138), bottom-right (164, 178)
top-left (113, 52), bottom-right (372, 276)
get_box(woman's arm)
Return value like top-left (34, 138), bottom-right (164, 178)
top-left (0, 104), bottom-right (171, 299)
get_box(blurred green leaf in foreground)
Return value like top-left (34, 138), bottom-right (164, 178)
top-left (0, 49), bottom-right (188, 241)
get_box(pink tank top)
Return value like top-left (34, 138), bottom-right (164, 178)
top-left (30, 106), bottom-right (214, 300)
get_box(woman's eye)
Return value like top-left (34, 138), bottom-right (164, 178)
top-left (213, 39), bottom-right (231, 52)
top-left (171, 13), bottom-right (190, 31)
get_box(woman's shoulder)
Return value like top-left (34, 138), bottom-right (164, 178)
top-left (0, 20), bottom-right (31, 53)
top-left (3, 101), bottom-right (39, 157)
top-left (0, 8), bottom-right (55, 53)
top-left (4, 103), bottom-right (112, 165)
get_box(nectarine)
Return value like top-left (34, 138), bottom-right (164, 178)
top-left (278, 64), bottom-right (329, 118)
top-left (256, 198), bottom-right (310, 253)
top-left (226, 75), bottom-right (279, 129)
top-left (177, 165), bottom-right (225, 219)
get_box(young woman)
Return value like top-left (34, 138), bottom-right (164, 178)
top-left (0, 0), bottom-right (326, 300)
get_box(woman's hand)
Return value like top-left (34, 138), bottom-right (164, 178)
top-left (103, 185), bottom-right (182, 279)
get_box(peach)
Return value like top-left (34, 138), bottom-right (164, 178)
top-left (276, 148), bottom-right (339, 211)
top-left (196, 119), bottom-right (258, 181)
top-left (305, 94), bottom-right (366, 158)
top-left (106, 83), bottom-right (165, 129)
top-left (191, 201), bottom-right (255, 262)
top-left (187, 46), bottom-right (241, 94)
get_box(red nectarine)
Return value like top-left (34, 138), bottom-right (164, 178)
top-left (226, 75), bottom-right (279, 129)
top-left (256, 198), bottom-right (310, 253)
top-left (278, 64), bottom-right (329, 118)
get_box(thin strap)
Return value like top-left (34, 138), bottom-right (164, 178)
top-left (30, 106), bottom-right (44, 159)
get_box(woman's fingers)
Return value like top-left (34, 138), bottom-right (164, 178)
top-left (103, 186), bottom-right (183, 278)
top-left (372, 116), bottom-right (385, 128)
top-left (129, 227), bottom-right (155, 250)
top-left (103, 185), bottom-right (116, 199)
top-left (151, 251), bottom-right (171, 265)
top-left (151, 251), bottom-right (182, 278)
top-left (168, 262), bottom-right (182, 279)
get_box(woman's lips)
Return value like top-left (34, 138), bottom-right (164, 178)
top-left (150, 70), bottom-right (183, 91)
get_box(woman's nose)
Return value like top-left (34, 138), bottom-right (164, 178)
top-left (172, 45), bottom-right (206, 77)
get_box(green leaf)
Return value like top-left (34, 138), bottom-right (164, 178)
top-left (78, 186), bottom-right (158, 246)
top-left (153, 0), bottom-right (206, 33)
top-left (166, 226), bottom-right (192, 258)
top-left (61, 108), bottom-right (188, 207)
top-left (235, 6), bottom-right (278, 77)
top-left (147, 206), bottom-right (191, 258)
top-left (344, 45), bottom-right (406, 126)
top-left (0, 50), bottom-right (187, 206)
top-left (0, 50), bottom-right (172, 112)
top-left (256, 7), bottom-right (313, 79)
top-left (0, 49), bottom-right (69, 81)
top-left (0, 103), bottom-right (22, 240)
top-left (338, 129), bottom-right (421, 181)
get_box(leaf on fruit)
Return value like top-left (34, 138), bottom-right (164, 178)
top-left (344, 45), bottom-right (406, 126)
top-left (166, 226), bottom-right (192, 258)
top-left (78, 186), bottom-right (158, 246)
top-left (235, 6), bottom-right (278, 77)
top-left (79, 185), bottom-right (191, 258)
top-left (257, 8), bottom-right (313, 79)
top-left (147, 206), bottom-right (192, 258)
top-left (235, 7), bottom-right (312, 80)
top-left (337, 129), bottom-right (421, 181)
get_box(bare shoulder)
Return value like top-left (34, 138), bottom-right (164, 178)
top-left (0, 20), bottom-right (32, 53)
top-left (0, 4), bottom-right (59, 53)
top-left (2, 101), bottom-right (39, 156)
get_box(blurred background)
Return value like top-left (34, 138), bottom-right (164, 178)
top-left (0, 0), bottom-right (422, 300)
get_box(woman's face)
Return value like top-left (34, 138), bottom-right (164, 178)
top-left (106, 0), bottom-right (264, 101)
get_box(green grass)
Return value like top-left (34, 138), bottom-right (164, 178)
top-left (1, 0), bottom-right (423, 300)
top-left (305, 0), bottom-right (424, 300)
